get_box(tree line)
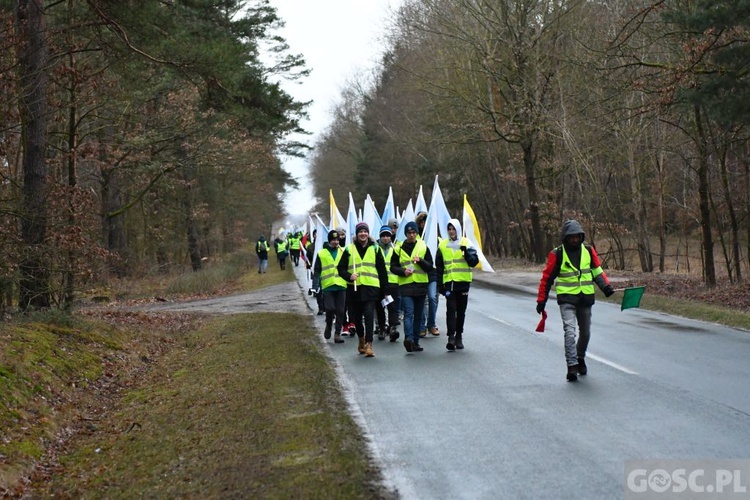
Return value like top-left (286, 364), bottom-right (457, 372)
top-left (307, 0), bottom-right (750, 289)
top-left (1, 0), bottom-right (307, 311)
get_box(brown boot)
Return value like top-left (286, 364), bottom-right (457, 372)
top-left (334, 332), bottom-right (344, 344)
top-left (358, 336), bottom-right (366, 354)
top-left (364, 342), bottom-right (374, 357)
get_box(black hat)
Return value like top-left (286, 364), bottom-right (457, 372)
top-left (328, 230), bottom-right (339, 242)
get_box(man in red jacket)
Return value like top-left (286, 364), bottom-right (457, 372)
top-left (537, 220), bottom-right (615, 382)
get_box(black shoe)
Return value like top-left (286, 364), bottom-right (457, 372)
top-left (389, 326), bottom-right (400, 342)
top-left (403, 339), bottom-right (414, 352)
top-left (324, 324), bottom-right (332, 340)
top-left (455, 334), bottom-right (464, 350)
top-left (377, 328), bottom-right (386, 341)
top-left (412, 343), bottom-right (424, 352)
top-left (317, 310), bottom-right (325, 316)
top-left (577, 358), bottom-right (587, 376)
top-left (567, 365), bottom-right (579, 382)
top-left (446, 335), bottom-right (455, 351)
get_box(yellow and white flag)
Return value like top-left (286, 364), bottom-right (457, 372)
top-left (463, 194), bottom-right (494, 272)
top-left (329, 189), bottom-right (346, 232)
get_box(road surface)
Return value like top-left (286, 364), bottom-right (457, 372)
top-left (293, 265), bottom-right (750, 499)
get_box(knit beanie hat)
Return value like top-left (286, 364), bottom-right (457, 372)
top-left (327, 230), bottom-right (339, 242)
top-left (355, 222), bottom-right (369, 234)
top-left (379, 225), bottom-right (392, 237)
top-left (404, 221), bottom-right (418, 234)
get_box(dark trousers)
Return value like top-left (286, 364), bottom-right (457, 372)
top-left (324, 289), bottom-right (347, 334)
top-left (312, 273), bottom-right (325, 312)
top-left (376, 287), bottom-right (398, 331)
top-left (290, 249), bottom-right (300, 266)
top-left (446, 291), bottom-right (469, 336)
top-left (349, 300), bottom-right (376, 342)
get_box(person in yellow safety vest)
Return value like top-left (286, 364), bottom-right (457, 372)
top-left (336, 228), bottom-right (355, 337)
top-left (415, 211), bottom-right (440, 338)
top-left (436, 218), bottom-right (479, 351)
top-left (255, 235), bottom-right (270, 274)
top-left (536, 219), bottom-right (615, 382)
top-left (389, 220), bottom-right (434, 353)
top-left (314, 230), bottom-right (348, 344)
top-left (274, 236), bottom-right (289, 270)
top-left (288, 232), bottom-right (302, 267)
top-left (337, 222), bottom-right (389, 358)
top-left (375, 225), bottom-right (400, 342)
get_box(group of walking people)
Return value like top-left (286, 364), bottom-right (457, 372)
top-left (305, 214), bottom-right (480, 357)
top-left (255, 230), bottom-right (305, 273)
top-left (259, 216), bottom-right (617, 381)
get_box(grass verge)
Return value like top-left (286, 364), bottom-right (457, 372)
top-left (31, 313), bottom-right (391, 498)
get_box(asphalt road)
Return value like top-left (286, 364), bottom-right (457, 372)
top-left (294, 266), bottom-right (750, 499)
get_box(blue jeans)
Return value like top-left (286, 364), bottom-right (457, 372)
top-left (258, 257), bottom-right (268, 273)
top-left (402, 295), bottom-right (426, 345)
top-left (420, 280), bottom-right (438, 331)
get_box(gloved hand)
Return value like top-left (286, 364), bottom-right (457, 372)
top-left (536, 301), bottom-right (546, 314)
top-left (603, 285), bottom-right (615, 297)
top-left (460, 245), bottom-right (467, 253)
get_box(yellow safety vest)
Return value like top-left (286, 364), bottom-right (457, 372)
top-left (277, 241), bottom-right (288, 253)
top-left (256, 241), bottom-right (269, 253)
top-left (319, 248), bottom-right (347, 290)
top-left (347, 243), bottom-right (379, 288)
top-left (439, 237), bottom-right (472, 283)
top-left (555, 245), bottom-right (601, 296)
top-left (396, 240), bottom-right (428, 286)
top-left (289, 237), bottom-right (301, 250)
top-left (381, 245), bottom-right (399, 285)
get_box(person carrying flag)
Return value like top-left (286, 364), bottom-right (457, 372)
top-left (337, 222), bottom-right (389, 358)
top-left (436, 219), bottom-right (479, 351)
top-left (536, 219), bottom-right (615, 382)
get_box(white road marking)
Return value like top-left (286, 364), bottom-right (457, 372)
top-left (483, 312), bottom-right (639, 375)
top-left (586, 353), bottom-right (638, 375)
top-left (484, 314), bottom-right (514, 326)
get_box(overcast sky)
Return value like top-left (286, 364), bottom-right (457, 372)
top-left (271, 0), bottom-right (401, 216)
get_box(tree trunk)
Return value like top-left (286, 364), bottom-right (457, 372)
top-left (628, 142), bottom-right (653, 272)
top-left (63, 63), bottom-right (77, 310)
top-left (718, 150), bottom-right (741, 282)
top-left (524, 139), bottom-right (546, 263)
top-left (693, 105), bottom-right (716, 287)
top-left (16, 0), bottom-right (50, 310)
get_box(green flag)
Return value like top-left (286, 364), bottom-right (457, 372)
top-left (621, 286), bottom-right (646, 311)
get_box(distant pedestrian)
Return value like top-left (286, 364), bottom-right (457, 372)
top-left (390, 221), bottom-right (434, 353)
top-left (255, 235), bottom-right (269, 273)
top-left (436, 219), bottom-right (479, 350)
top-left (274, 236), bottom-right (289, 270)
top-left (537, 219), bottom-right (615, 382)
top-left (289, 231), bottom-right (302, 267)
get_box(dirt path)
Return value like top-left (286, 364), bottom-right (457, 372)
top-left (129, 281), bottom-right (311, 315)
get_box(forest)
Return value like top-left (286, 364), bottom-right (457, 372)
top-left (1, 0), bottom-right (307, 311)
top-left (2, 0), bottom-right (749, 314)
top-left (307, 0), bottom-right (750, 289)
